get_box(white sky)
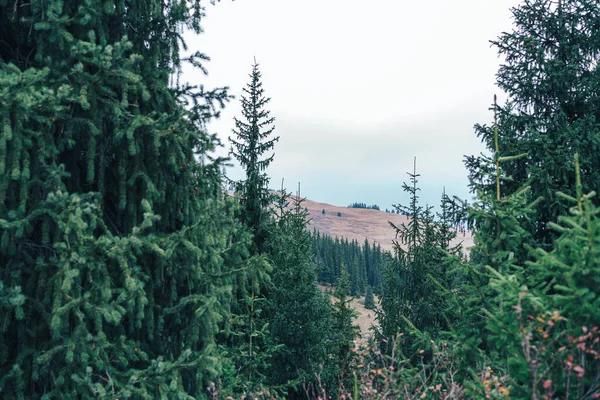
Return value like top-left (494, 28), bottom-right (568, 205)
top-left (182, 0), bottom-right (522, 210)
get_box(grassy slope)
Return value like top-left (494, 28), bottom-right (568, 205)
top-left (302, 197), bottom-right (473, 252)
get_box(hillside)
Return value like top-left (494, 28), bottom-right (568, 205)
top-left (300, 197), bottom-right (474, 252)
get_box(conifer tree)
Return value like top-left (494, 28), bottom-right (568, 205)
top-left (229, 60), bottom-right (279, 252)
top-left (364, 285), bottom-right (375, 310)
top-left (363, 238), bottom-right (371, 291)
top-left (473, 154), bottom-right (600, 398)
top-left (372, 243), bottom-right (384, 293)
top-left (265, 185), bottom-right (330, 395)
top-left (0, 1), bottom-right (262, 397)
top-left (467, 0), bottom-right (600, 248)
top-left (219, 268), bottom-right (274, 396)
top-left (378, 158), bottom-right (455, 353)
top-left (449, 97), bottom-right (540, 371)
top-left (349, 257), bottom-right (361, 297)
top-left (329, 266), bottom-right (359, 395)
top-left (221, 61), bottom-right (279, 394)
top-left (453, 120), bottom-right (599, 397)
top-left (532, 154), bottom-right (600, 334)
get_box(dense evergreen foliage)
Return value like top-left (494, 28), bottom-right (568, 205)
top-left (377, 158), bottom-right (462, 354)
top-left (0, 0), bottom-right (264, 397)
top-left (312, 232), bottom-right (389, 296)
top-left (264, 188), bottom-right (331, 395)
top-left (466, 0), bottom-right (600, 249)
top-left (327, 266), bottom-right (360, 395)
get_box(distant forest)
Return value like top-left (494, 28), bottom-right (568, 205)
top-left (347, 202), bottom-right (380, 210)
top-left (312, 232), bottom-right (389, 296)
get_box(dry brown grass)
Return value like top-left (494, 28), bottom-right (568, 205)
top-left (349, 294), bottom-right (379, 344)
top-left (301, 197), bottom-right (473, 252)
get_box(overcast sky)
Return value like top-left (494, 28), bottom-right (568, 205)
top-left (182, 0), bottom-right (522, 210)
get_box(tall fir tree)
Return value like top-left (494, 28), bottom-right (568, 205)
top-left (364, 285), bottom-right (375, 310)
top-left (447, 97), bottom-right (540, 374)
top-left (467, 0), bottom-right (600, 249)
top-left (449, 102), bottom-right (599, 397)
top-left (265, 185), bottom-right (331, 396)
top-left (229, 60), bottom-right (279, 252)
top-left (0, 0), bottom-right (263, 397)
top-left (220, 60), bottom-right (280, 396)
top-left (378, 158), bottom-right (457, 354)
top-left (328, 265), bottom-right (359, 396)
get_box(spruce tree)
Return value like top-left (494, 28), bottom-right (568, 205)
top-left (265, 186), bottom-right (330, 395)
top-left (221, 61), bottom-right (279, 394)
top-left (219, 259), bottom-right (274, 397)
top-left (533, 155), bottom-right (600, 335)
top-left (329, 266), bottom-right (359, 395)
top-left (372, 243), bottom-right (384, 293)
top-left (453, 121), bottom-right (599, 397)
top-left (467, 0), bottom-right (600, 249)
top-left (449, 98), bottom-right (540, 372)
top-left (379, 158), bottom-right (455, 353)
top-left (349, 257), bottom-right (361, 297)
top-left (229, 60), bottom-right (279, 252)
top-left (363, 238), bottom-right (371, 290)
top-left (476, 155), bottom-right (600, 398)
top-left (364, 285), bottom-right (375, 310)
top-left (0, 1), bottom-right (259, 397)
